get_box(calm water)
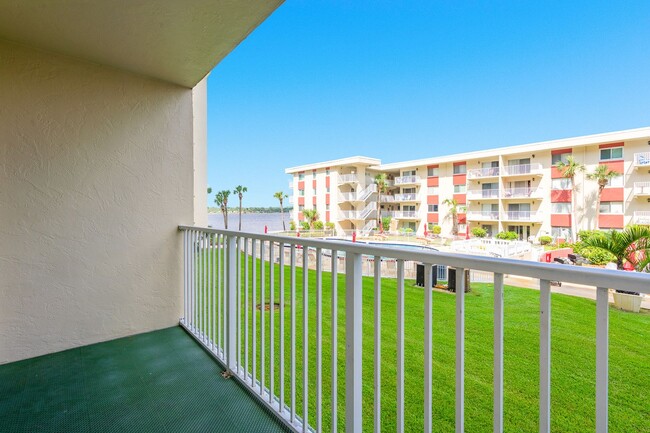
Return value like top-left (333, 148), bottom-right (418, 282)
top-left (208, 212), bottom-right (287, 233)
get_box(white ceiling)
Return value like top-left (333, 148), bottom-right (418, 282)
top-left (0, 0), bottom-right (283, 87)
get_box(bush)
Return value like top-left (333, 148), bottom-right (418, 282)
top-left (577, 230), bottom-right (604, 242)
top-left (496, 231), bottom-right (518, 241)
top-left (325, 222), bottom-right (335, 230)
top-left (581, 247), bottom-right (616, 265)
top-left (431, 225), bottom-right (442, 235)
top-left (313, 220), bottom-right (324, 230)
top-left (300, 221), bottom-right (310, 231)
top-left (539, 235), bottom-right (553, 245)
top-left (471, 227), bottom-right (487, 238)
top-left (381, 216), bottom-right (392, 231)
top-left (289, 220), bottom-right (296, 231)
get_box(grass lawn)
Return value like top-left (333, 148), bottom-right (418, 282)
top-left (192, 248), bottom-right (649, 432)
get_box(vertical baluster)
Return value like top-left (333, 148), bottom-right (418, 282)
top-left (374, 255), bottom-right (382, 433)
top-left (493, 273), bottom-right (504, 433)
top-left (222, 234), bottom-right (227, 355)
top-left (290, 244), bottom-right (297, 424)
top-left (424, 262), bottom-right (433, 433)
top-left (302, 245), bottom-right (309, 432)
top-left (279, 242), bottom-right (286, 413)
top-left (237, 237), bottom-right (242, 374)
top-left (261, 240), bottom-right (266, 396)
top-left (208, 233), bottom-right (212, 347)
top-left (252, 239), bottom-right (258, 387)
top-left (456, 267), bottom-right (466, 433)
top-left (217, 234), bottom-right (222, 350)
top-left (199, 231), bottom-right (204, 338)
top-left (331, 250), bottom-right (338, 433)
top-left (539, 279), bottom-right (551, 433)
top-left (192, 230), bottom-right (197, 331)
top-left (245, 238), bottom-right (250, 382)
top-left (396, 259), bottom-right (405, 433)
top-left (214, 234), bottom-right (218, 353)
top-left (316, 247), bottom-right (323, 432)
top-left (270, 241), bottom-right (276, 403)
top-left (346, 252), bottom-right (363, 433)
top-left (227, 235), bottom-right (237, 370)
top-left (596, 287), bottom-right (609, 433)
top-left (183, 230), bottom-right (188, 325)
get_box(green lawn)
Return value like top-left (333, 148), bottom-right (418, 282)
top-left (192, 248), bottom-right (650, 433)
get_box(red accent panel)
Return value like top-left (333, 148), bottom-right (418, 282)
top-left (453, 194), bottom-right (466, 204)
top-left (298, 212), bottom-right (303, 221)
top-left (551, 190), bottom-right (571, 202)
top-left (551, 148), bottom-right (572, 155)
top-left (551, 166), bottom-right (565, 179)
top-left (312, 196), bottom-right (316, 206)
top-left (312, 180), bottom-right (317, 189)
top-left (298, 181), bottom-right (305, 190)
top-left (325, 211), bottom-right (330, 222)
top-left (599, 214), bottom-right (624, 229)
top-left (427, 195), bottom-right (439, 205)
top-left (427, 213), bottom-right (439, 223)
top-left (325, 194), bottom-right (330, 205)
top-left (458, 214), bottom-right (467, 224)
top-left (453, 161), bottom-right (466, 166)
top-left (298, 197), bottom-right (305, 206)
top-left (453, 174), bottom-right (466, 185)
top-left (600, 160), bottom-right (624, 172)
top-left (600, 188), bottom-right (624, 201)
top-left (427, 177), bottom-right (439, 187)
top-left (551, 214), bottom-right (571, 227)
top-left (325, 177), bottom-right (330, 188)
top-left (599, 142), bottom-right (624, 149)
top-left (428, 164), bottom-right (439, 169)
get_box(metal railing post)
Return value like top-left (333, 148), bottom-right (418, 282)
top-left (345, 251), bottom-right (363, 433)
top-left (227, 234), bottom-right (237, 371)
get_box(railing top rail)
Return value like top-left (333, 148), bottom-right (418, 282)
top-left (179, 225), bottom-right (650, 292)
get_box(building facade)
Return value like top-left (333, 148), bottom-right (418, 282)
top-left (286, 127), bottom-right (650, 240)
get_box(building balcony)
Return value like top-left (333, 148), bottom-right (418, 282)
top-left (467, 166), bottom-right (500, 179)
top-left (634, 152), bottom-right (650, 168)
top-left (339, 202), bottom-right (377, 221)
top-left (393, 193), bottom-right (418, 202)
top-left (338, 184), bottom-right (377, 203)
top-left (337, 173), bottom-right (359, 184)
top-left (466, 211), bottom-right (500, 221)
top-left (633, 211), bottom-right (650, 225)
top-left (501, 211), bottom-right (543, 222)
top-left (380, 194), bottom-right (395, 202)
top-left (466, 189), bottom-right (500, 200)
top-left (501, 187), bottom-right (545, 199)
top-left (394, 175), bottom-right (420, 185)
top-left (633, 182), bottom-right (650, 197)
top-left (288, 181), bottom-right (293, 189)
top-left (502, 163), bottom-right (544, 177)
top-left (388, 210), bottom-right (419, 219)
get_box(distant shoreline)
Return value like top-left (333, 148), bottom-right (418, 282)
top-left (207, 207), bottom-right (291, 215)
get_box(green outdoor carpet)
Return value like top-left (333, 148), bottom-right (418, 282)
top-left (0, 326), bottom-right (290, 433)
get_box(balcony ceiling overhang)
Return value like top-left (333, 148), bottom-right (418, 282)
top-left (0, 0), bottom-right (283, 88)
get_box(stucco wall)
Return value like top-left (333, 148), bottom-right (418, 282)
top-left (0, 40), bottom-right (203, 363)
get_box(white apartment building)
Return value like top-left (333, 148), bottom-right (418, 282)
top-left (286, 127), bottom-right (650, 240)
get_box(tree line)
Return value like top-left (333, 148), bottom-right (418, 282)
top-left (207, 186), bottom-right (292, 231)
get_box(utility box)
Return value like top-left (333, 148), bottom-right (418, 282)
top-left (447, 268), bottom-right (471, 293)
top-left (415, 263), bottom-right (438, 287)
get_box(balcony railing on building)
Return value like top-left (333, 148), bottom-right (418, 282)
top-left (502, 211), bottom-right (542, 221)
top-left (337, 174), bottom-right (359, 184)
top-left (467, 166), bottom-right (500, 179)
top-left (502, 163), bottom-right (543, 176)
top-left (338, 184), bottom-right (377, 203)
top-left (394, 175), bottom-right (420, 185)
top-left (339, 202), bottom-right (377, 221)
top-left (466, 189), bottom-right (500, 200)
top-left (467, 211), bottom-right (499, 221)
top-left (393, 193), bottom-right (418, 202)
top-left (179, 225), bottom-right (650, 433)
top-left (634, 152), bottom-right (650, 167)
top-left (633, 182), bottom-right (650, 197)
top-left (387, 210), bottom-right (419, 219)
top-left (380, 195), bottom-right (395, 202)
top-left (633, 211), bottom-right (650, 225)
top-left (501, 187), bottom-right (544, 199)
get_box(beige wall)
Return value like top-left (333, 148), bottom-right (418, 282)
top-left (0, 40), bottom-right (205, 363)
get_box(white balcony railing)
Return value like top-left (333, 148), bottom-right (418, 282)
top-left (289, 181), bottom-right (294, 189)
top-left (339, 184), bottom-right (377, 203)
top-left (467, 166), bottom-right (500, 179)
top-left (634, 152), bottom-right (650, 167)
top-left (466, 189), bottom-right (500, 200)
top-left (502, 163), bottom-right (543, 176)
top-left (339, 202), bottom-right (377, 221)
top-left (179, 226), bottom-right (650, 433)
top-left (502, 211), bottom-right (542, 221)
top-left (380, 195), bottom-right (395, 202)
top-left (393, 193), bottom-right (418, 202)
top-left (633, 182), bottom-right (650, 196)
top-left (394, 175), bottom-right (420, 185)
top-left (338, 174), bottom-right (359, 184)
top-left (388, 210), bottom-right (419, 219)
top-left (501, 187), bottom-right (544, 199)
top-left (633, 211), bottom-right (650, 225)
top-left (466, 211), bottom-right (499, 220)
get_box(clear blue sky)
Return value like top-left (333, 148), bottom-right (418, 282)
top-left (207, 0), bottom-right (650, 207)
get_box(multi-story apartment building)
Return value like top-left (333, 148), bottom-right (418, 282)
top-left (286, 127), bottom-right (650, 240)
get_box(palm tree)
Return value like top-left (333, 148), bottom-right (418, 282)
top-left (303, 209), bottom-right (319, 229)
top-left (554, 155), bottom-right (585, 242)
top-left (233, 185), bottom-right (247, 231)
top-left (274, 191), bottom-right (288, 231)
top-left (207, 187), bottom-right (212, 195)
top-left (581, 225), bottom-right (650, 271)
top-left (374, 173), bottom-right (388, 228)
top-left (215, 190), bottom-right (230, 229)
top-left (586, 165), bottom-right (620, 228)
top-left (442, 198), bottom-right (459, 236)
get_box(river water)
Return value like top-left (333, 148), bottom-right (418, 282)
top-left (207, 212), bottom-right (287, 233)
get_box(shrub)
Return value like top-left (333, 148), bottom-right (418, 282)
top-left (496, 231), bottom-right (518, 241)
top-left (431, 225), bottom-right (442, 235)
top-left (289, 220), bottom-right (296, 231)
top-left (577, 230), bottom-right (604, 242)
top-left (539, 235), bottom-right (553, 245)
top-left (313, 220), bottom-right (324, 230)
top-left (471, 227), bottom-right (487, 238)
top-left (300, 221), bottom-right (310, 231)
top-left (580, 246), bottom-right (616, 265)
top-left (325, 222), bottom-right (335, 230)
top-left (381, 216), bottom-right (392, 231)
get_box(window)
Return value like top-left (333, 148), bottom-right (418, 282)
top-left (326, 187), bottom-right (330, 193)
top-left (551, 152), bottom-right (571, 165)
top-left (453, 164), bottom-right (466, 174)
top-left (326, 204), bottom-right (330, 211)
top-left (427, 167), bottom-right (439, 177)
top-left (551, 227), bottom-right (572, 239)
top-left (453, 184), bottom-right (466, 193)
top-left (600, 147), bottom-right (623, 161)
top-left (428, 204), bottom-right (439, 213)
top-left (458, 224), bottom-right (467, 233)
top-left (326, 169), bottom-right (330, 176)
top-left (298, 189), bottom-right (305, 197)
top-left (298, 205), bottom-right (305, 211)
top-left (458, 205), bottom-right (467, 214)
top-left (508, 158), bottom-right (530, 166)
top-left (427, 186), bottom-right (439, 195)
top-left (551, 178), bottom-right (572, 190)
top-left (298, 173), bottom-right (304, 180)
top-left (402, 170), bottom-right (416, 176)
top-left (606, 174), bottom-right (624, 188)
top-left (552, 203), bottom-right (571, 214)
top-left (599, 201), bottom-right (623, 214)
top-left (402, 187), bottom-right (416, 194)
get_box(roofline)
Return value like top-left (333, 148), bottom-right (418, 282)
top-left (373, 126), bottom-right (650, 171)
top-left (285, 156), bottom-right (381, 174)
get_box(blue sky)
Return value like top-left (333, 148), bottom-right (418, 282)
top-left (207, 1), bottom-right (650, 207)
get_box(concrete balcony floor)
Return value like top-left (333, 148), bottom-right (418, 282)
top-left (0, 327), bottom-right (289, 433)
